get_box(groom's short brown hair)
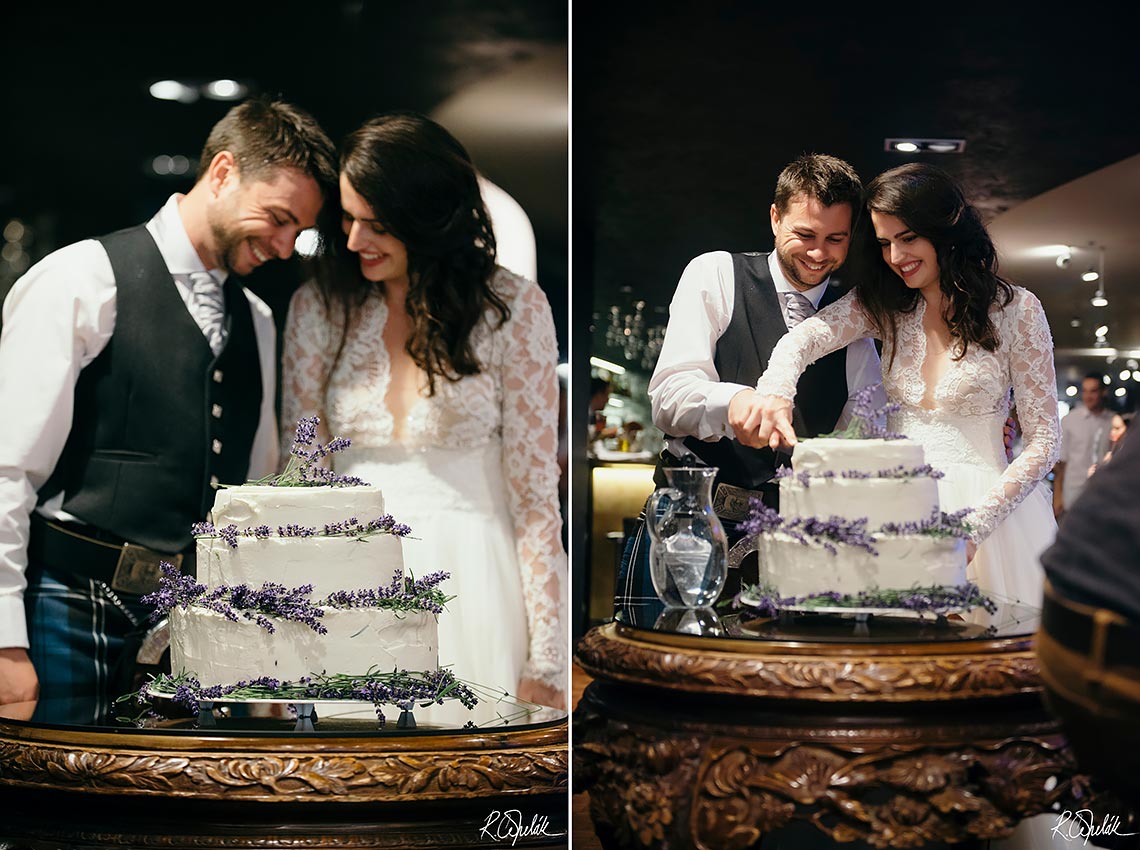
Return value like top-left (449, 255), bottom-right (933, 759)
top-left (774, 153), bottom-right (862, 216)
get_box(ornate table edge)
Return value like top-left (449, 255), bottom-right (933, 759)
top-left (0, 718), bottom-right (569, 802)
top-left (574, 621), bottom-right (1042, 701)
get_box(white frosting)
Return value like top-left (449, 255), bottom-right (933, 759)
top-left (210, 484), bottom-right (387, 527)
top-left (170, 483), bottom-right (438, 688)
top-left (756, 533), bottom-right (966, 598)
top-left (790, 438), bottom-right (926, 474)
top-left (198, 535), bottom-right (406, 600)
top-left (170, 606), bottom-right (438, 688)
top-left (780, 475), bottom-right (939, 529)
top-left (758, 437), bottom-right (968, 600)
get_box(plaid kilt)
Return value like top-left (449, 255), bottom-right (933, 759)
top-left (25, 563), bottom-right (153, 726)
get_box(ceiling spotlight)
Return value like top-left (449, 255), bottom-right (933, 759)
top-left (1116, 387), bottom-right (1127, 398)
top-left (203, 79), bottom-right (248, 101)
top-left (1133, 370), bottom-right (1140, 382)
top-left (885, 138), bottom-right (966, 154)
top-left (1095, 324), bottom-right (1109, 337)
top-left (1120, 370), bottom-right (1131, 381)
top-left (1070, 317), bottom-right (1081, 328)
top-left (149, 80), bottom-right (198, 103)
top-left (1082, 268), bottom-right (1100, 282)
top-left (1066, 385), bottom-right (1078, 397)
top-left (1091, 290), bottom-right (1108, 307)
top-left (1055, 247), bottom-right (1073, 268)
top-left (1127, 359), bottom-right (1138, 369)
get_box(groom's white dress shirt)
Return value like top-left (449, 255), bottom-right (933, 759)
top-left (649, 250), bottom-right (885, 453)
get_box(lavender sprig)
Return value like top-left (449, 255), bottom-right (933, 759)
top-left (819, 383), bottom-right (905, 440)
top-left (879, 508), bottom-right (975, 539)
top-left (247, 416), bottom-right (369, 488)
top-left (143, 566), bottom-right (450, 630)
top-left (119, 668), bottom-right (481, 726)
top-left (735, 581), bottom-right (997, 617)
top-left (193, 514), bottom-right (413, 548)
top-left (742, 502), bottom-right (878, 556)
top-left (776, 464), bottom-right (945, 488)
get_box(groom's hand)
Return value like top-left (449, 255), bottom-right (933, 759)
top-left (729, 390), bottom-right (796, 450)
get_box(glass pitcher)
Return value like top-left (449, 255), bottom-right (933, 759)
top-left (645, 467), bottom-right (728, 608)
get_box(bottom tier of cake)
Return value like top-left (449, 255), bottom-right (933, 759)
top-left (754, 533), bottom-right (966, 599)
top-left (170, 607), bottom-right (439, 688)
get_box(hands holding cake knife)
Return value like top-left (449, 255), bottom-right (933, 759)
top-left (728, 389), bottom-right (797, 450)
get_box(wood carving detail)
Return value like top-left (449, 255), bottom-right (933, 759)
top-left (0, 741), bottom-right (567, 800)
top-left (692, 739), bottom-right (1080, 848)
top-left (575, 627), bottom-right (1040, 700)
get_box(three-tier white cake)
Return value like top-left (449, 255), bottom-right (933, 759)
top-left (169, 484), bottom-right (439, 688)
top-left (754, 438), bottom-right (967, 600)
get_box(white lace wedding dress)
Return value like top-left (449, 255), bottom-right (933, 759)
top-left (756, 286), bottom-right (1061, 611)
top-left (281, 269), bottom-right (566, 723)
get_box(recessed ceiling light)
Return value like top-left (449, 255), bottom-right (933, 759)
top-left (1066, 385), bottom-right (1078, 397)
top-left (204, 79), bottom-right (248, 101)
top-left (1120, 370), bottom-right (1131, 381)
top-left (1116, 387), bottom-right (1127, 397)
top-left (149, 80), bottom-right (198, 103)
top-left (1070, 317), bottom-right (1081, 327)
top-left (1096, 324), bottom-right (1109, 337)
top-left (884, 138), bottom-right (966, 154)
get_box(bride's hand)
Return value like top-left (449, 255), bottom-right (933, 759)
top-left (728, 390), bottom-right (797, 450)
top-left (516, 676), bottom-right (565, 710)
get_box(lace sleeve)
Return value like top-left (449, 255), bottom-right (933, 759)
top-left (754, 289), bottom-right (877, 399)
top-left (967, 289), bottom-right (1061, 543)
top-left (280, 283), bottom-right (335, 460)
top-left (497, 275), bottom-right (567, 695)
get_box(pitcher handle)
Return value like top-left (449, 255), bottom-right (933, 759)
top-left (644, 487), bottom-right (680, 544)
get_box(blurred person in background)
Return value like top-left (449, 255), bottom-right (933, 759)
top-left (1054, 371), bottom-right (1113, 518)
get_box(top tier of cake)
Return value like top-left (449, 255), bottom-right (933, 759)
top-left (199, 484), bottom-right (405, 599)
top-left (210, 484), bottom-right (387, 528)
top-left (780, 438), bottom-right (941, 530)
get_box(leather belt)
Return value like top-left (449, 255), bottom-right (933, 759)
top-left (1042, 580), bottom-right (1140, 670)
top-left (28, 514), bottom-right (186, 596)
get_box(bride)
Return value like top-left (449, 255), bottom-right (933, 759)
top-left (281, 113), bottom-right (566, 712)
top-left (747, 163), bottom-right (1059, 607)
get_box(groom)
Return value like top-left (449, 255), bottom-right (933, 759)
top-left (613, 153), bottom-right (886, 618)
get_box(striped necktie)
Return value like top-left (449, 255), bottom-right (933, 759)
top-left (783, 291), bottom-right (816, 328)
top-left (188, 271), bottom-right (226, 355)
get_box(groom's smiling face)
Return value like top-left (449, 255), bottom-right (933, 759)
top-left (770, 196), bottom-right (853, 291)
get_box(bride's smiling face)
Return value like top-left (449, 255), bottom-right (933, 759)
top-left (340, 174), bottom-right (409, 286)
top-left (872, 211), bottom-right (940, 294)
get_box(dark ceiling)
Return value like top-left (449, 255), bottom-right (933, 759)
top-left (0, 0), bottom-right (567, 352)
top-left (578, 3), bottom-right (1140, 395)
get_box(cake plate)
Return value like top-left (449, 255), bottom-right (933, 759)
top-left (144, 689), bottom-right (426, 732)
top-left (735, 587), bottom-right (971, 621)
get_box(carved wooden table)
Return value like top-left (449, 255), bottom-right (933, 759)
top-left (574, 601), bottom-right (1114, 849)
top-left (0, 708), bottom-right (568, 848)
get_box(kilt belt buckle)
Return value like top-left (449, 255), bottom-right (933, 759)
top-left (112, 545), bottom-right (181, 595)
top-left (711, 482), bottom-right (761, 523)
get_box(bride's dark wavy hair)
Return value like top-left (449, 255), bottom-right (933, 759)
top-left (851, 163), bottom-right (1013, 368)
top-left (316, 112), bottom-right (507, 395)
